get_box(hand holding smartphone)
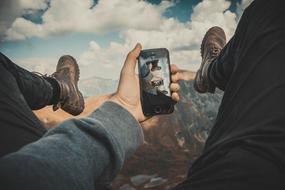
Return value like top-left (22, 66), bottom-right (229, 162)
top-left (138, 48), bottom-right (174, 117)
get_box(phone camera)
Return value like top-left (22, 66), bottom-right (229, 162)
top-left (154, 106), bottom-right (162, 114)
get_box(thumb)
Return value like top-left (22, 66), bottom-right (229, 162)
top-left (122, 43), bottom-right (142, 75)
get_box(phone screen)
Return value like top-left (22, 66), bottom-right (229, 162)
top-left (138, 48), bottom-right (174, 116)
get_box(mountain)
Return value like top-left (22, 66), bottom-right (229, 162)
top-left (174, 81), bottom-right (223, 148)
top-left (111, 81), bottom-right (222, 190)
top-left (34, 79), bottom-right (223, 190)
top-left (34, 95), bottom-right (112, 128)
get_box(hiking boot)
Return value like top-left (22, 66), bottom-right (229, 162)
top-left (51, 55), bottom-right (85, 116)
top-left (194, 26), bottom-right (226, 93)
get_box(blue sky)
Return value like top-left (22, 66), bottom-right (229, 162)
top-left (0, 0), bottom-right (249, 79)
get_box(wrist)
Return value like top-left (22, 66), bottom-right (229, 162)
top-left (109, 95), bottom-right (139, 121)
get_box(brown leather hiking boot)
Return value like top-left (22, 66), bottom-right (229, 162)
top-left (51, 55), bottom-right (85, 116)
top-left (194, 26), bottom-right (226, 93)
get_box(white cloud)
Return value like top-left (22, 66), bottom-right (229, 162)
top-left (4, 0), bottom-right (248, 79)
top-left (16, 57), bottom-right (57, 74)
top-left (19, 0), bottom-right (48, 10)
top-left (79, 41), bottom-right (129, 79)
top-left (5, 0), bottom-right (174, 41)
top-left (78, 0), bottom-right (237, 79)
top-left (5, 18), bottom-right (45, 40)
top-left (236, 0), bottom-right (254, 20)
top-left (0, 0), bottom-right (21, 41)
top-left (190, 0), bottom-right (236, 39)
top-left (240, 0), bottom-right (254, 10)
top-left (0, 0), bottom-right (49, 41)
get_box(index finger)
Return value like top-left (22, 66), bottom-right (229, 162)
top-left (170, 64), bottom-right (179, 74)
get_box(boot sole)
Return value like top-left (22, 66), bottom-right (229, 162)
top-left (194, 27), bottom-right (224, 93)
top-left (58, 55), bottom-right (85, 116)
top-left (200, 26), bottom-right (226, 57)
top-left (67, 55), bottom-right (85, 116)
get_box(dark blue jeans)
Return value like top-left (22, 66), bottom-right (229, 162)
top-left (0, 53), bottom-right (54, 157)
top-left (175, 0), bottom-right (285, 189)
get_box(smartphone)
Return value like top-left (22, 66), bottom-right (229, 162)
top-left (138, 48), bottom-right (174, 117)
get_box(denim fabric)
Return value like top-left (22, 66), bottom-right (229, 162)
top-left (0, 52), bottom-right (54, 110)
top-left (175, 0), bottom-right (285, 189)
top-left (0, 53), bottom-right (47, 156)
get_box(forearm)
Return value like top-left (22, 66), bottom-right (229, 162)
top-left (0, 102), bottom-right (143, 190)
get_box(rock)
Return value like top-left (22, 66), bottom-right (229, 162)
top-left (118, 184), bottom-right (136, 190)
top-left (130, 174), bottom-right (157, 186)
top-left (144, 177), bottom-right (168, 188)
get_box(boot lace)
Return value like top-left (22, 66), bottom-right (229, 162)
top-left (211, 46), bottom-right (221, 57)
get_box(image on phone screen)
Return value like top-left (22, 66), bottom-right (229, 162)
top-left (140, 58), bottom-right (170, 96)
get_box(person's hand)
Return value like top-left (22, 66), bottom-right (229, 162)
top-left (109, 43), bottom-right (145, 121)
top-left (110, 43), bottom-right (181, 122)
top-left (170, 64), bottom-right (196, 81)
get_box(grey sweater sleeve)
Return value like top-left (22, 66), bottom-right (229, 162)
top-left (0, 101), bottom-right (144, 190)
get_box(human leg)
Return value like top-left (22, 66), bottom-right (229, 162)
top-left (0, 53), bottom-right (84, 114)
top-left (172, 147), bottom-right (284, 190)
top-left (204, 0), bottom-right (285, 149)
top-left (0, 55), bottom-right (47, 157)
top-left (0, 53), bottom-right (85, 156)
top-left (0, 53), bottom-right (56, 110)
top-left (193, 26), bottom-right (239, 93)
top-left (182, 0), bottom-right (285, 188)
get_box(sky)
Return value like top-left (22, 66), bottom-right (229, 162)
top-left (0, 0), bottom-right (253, 80)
